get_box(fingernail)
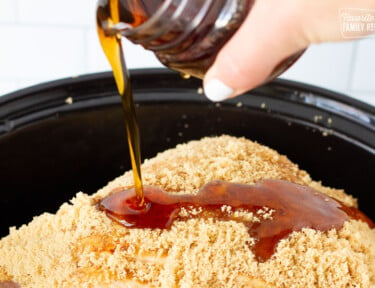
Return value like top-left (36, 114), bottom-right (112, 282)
top-left (204, 79), bottom-right (234, 102)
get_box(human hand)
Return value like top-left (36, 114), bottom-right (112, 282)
top-left (203, 0), bottom-right (375, 101)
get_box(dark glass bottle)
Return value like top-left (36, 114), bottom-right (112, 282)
top-left (107, 0), bottom-right (302, 81)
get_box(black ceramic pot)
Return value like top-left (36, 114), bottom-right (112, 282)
top-left (0, 68), bottom-right (374, 237)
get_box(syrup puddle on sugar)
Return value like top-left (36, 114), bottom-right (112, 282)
top-left (98, 179), bottom-right (374, 262)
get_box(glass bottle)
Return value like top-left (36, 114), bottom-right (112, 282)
top-left (103, 0), bottom-right (302, 81)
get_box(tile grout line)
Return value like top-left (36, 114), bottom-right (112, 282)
top-left (14, 0), bottom-right (20, 23)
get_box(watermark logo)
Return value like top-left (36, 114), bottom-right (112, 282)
top-left (340, 8), bottom-right (375, 38)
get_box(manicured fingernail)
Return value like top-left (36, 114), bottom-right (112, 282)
top-left (204, 79), bottom-right (234, 102)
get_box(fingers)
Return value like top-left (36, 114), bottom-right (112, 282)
top-left (204, 0), bottom-right (309, 101)
top-left (203, 0), bottom-right (375, 102)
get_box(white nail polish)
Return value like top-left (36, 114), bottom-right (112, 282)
top-left (204, 79), bottom-right (234, 102)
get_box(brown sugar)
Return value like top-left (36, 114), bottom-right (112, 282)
top-left (0, 135), bottom-right (374, 288)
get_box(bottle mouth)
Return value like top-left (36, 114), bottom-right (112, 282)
top-left (104, 0), bottom-right (178, 38)
top-left (105, 0), bottom-right (213, 51)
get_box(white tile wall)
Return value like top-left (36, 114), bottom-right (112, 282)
top-left (0, 26), bottom-right (86, 79)
top-left (0, 0), bottom-right (17, 24)
top-left (17, 0), bottom-right (95, 27)
top-left (351, 38), bottom-right (375, 93)
top-left (280, 42), bottom-right (355, 95)
top-left (0, 0), bottom-right (374, 107)
top-left (0, 81), bottom-right (17, 95)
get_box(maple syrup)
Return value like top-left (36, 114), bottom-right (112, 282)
top-left (96, 0), bottom-right (304, 207)
top-left (97, 0), bottom-right (144, 206)
top-left (99, 180), bottom-right (374, 262)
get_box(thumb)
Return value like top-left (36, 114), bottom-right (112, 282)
top-left (203, 0), bottom-right (308, 101)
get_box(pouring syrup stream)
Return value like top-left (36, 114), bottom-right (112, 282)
top-left (97, 0), bottom-right (144, 206)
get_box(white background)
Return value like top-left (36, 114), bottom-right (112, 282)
top-left (0, 0), bottom-right (374, 106)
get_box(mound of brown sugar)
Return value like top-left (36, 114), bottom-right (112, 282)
top-left (0, 135), bottom-right (374, 288)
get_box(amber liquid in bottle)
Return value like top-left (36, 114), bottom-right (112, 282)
top-left (119, 0), bottom-right (254, 79)
top-left (97, 0), bottom-right (146, 206)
